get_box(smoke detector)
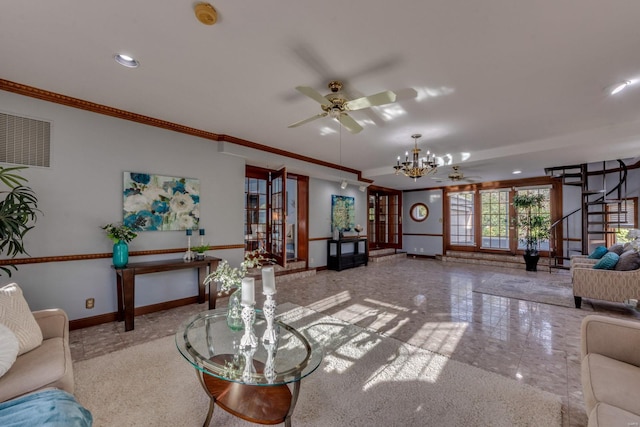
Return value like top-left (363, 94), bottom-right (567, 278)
top-left (194, 3), bottom-right (217, 25)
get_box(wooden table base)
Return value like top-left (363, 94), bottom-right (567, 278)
top-left (202, 374), bottom-right (292, 425)
top-left (197, 355), bottom-right (300, 426)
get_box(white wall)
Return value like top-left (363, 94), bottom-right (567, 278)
top-left (0, 91), bottom-right (246, 320)
top-left (308, 178), bottom-right (367, 268)
top-left (402, 189), bottom-right (444, 256)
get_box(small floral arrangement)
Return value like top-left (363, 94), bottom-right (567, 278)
top-left (204, 249), bottom-right (271, 292)
top-left (192, 244), bottom-right (210, 254)
top-left (102, 223), bottom-right (138, 244)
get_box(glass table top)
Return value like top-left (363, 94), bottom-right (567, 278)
top-left (176, 308), bottom-right (323, 386)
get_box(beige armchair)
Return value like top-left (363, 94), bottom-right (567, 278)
top-left (581, 315), bottom-right (640, 426)
top-left (0, 309), bottom-right (74, 402)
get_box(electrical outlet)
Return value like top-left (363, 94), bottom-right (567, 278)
top-left (86, 298), bottom-right (95, 309)
top-left (420, 248), bottom-right (424, 253)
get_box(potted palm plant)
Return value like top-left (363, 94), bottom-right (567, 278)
top-left (512, 193), bottom-right (551, 271)
top-left (0, 166), bottom-right (40, 276)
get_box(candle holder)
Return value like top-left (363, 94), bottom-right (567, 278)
top-left (261, 293), bottom-right (278, 344)
top-left (240, 346), bottom-right (257, 384)
top-left (263, 341), bottom-right (277, 384)
top-left (240, 304), bottom-right (258, 348)
top-left (183, 235), bottom-right (194, 261)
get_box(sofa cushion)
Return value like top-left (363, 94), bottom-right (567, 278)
top-left (607, 244), bottom-right (625, 256)
top-left (614, 250), bottom-right (640, 271)
top-left (592, 252), bottom-right (619, 270)
top-left (0, 283), bottom-right (43, 356)
top-left (588, 246), bottom-right (608, 259)
top-left (0, 324), bottom-right (18, 378)
top-left (582, 353), bottom-right (640, 415)
top-left (0, 337), bottom-right (71, 403)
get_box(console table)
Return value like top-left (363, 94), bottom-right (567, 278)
top-left (114, 256), bottom-right (220, 331)
top-left (327, 237), bottom-right (368, 271)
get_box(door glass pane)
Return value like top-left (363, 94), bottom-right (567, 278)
top-left (286, 177), bottom-right (297, 260)
top-left (244, 176), bottom-right (267, 252)
top-left (449, 193), bottom-right (475, 246)
top-left (368, 195), bottom-right (376, 243)
top-left (515, 188), bottom-right (551, 251)
top-left (480, 190), bottom-right (509, 249)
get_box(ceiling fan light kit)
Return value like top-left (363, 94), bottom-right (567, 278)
top-left (288, 80), bottom-right (398, 134)
top-left (393, 134), bottom-right (438, 181)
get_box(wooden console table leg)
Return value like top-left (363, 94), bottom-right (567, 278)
top-left (121, 269), bottom-right (135, 331)
top-left (197, 264), bottom-right (207, 304)
top-left (116, 272), bottom-right (124, 322)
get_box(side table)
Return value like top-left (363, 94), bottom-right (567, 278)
top-left (176, 309), bottom-right (323, 426)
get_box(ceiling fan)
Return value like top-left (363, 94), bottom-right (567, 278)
top-left (432, 166), bottom-right (481, 183)
top-left (287, 80), bottom-right (397, 134)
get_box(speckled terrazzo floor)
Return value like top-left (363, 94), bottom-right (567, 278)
top-left (69, 257), bottom-right (640, 427)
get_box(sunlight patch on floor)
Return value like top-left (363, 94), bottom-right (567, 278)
top-left (306, 290), bottom-right (351, 312)
top-left (409, 321), bottom-right (469, 356)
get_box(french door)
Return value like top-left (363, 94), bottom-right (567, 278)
top-left (244, 166), bottom-right (308, 267)
top-left (367, 187), bottom-right (402, 249)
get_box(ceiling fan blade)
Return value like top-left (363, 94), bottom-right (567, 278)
top-left (288, 112), bottom-right (328, 128)
top-left (344, 90), bottom-right (397, 111)
top-left (295, 86), bottom-right (331, 106)
top-left (337, 114), bottom-right (363, 134)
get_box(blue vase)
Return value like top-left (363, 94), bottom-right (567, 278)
top-left (113, 240), bottom-right (129, 268)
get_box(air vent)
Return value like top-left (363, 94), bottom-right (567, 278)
top-left (0, 112), bottom-right (51, 167)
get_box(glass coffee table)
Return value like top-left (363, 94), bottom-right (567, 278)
top-left (176, 309), bottom-right (323, 426)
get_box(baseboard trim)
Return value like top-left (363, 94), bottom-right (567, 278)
top-left (69, 295), bottom-right (202, 330)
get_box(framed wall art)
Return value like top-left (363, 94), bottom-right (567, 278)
top-left (123, 172), bottom-right (200, 231)
top-left (331, 195), bottom-right (355, 232)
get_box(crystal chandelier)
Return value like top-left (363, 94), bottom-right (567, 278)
top-left (393, 133), bottom-right (438, 180)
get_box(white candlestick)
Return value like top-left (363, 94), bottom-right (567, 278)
top-left (262, 266), bottom-right (276, 295)
top-left (241, 277), bottom-right (255, 306)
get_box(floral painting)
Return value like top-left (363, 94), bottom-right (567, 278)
top-left (331, 195), bottom-right (355, 232)
top-left (123, 172), bottom-right (200, 231)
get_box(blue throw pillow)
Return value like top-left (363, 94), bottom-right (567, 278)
top-left (588, 246), bottom-right (608, 259)
top-left (593, 252), bottom-right (620, 270)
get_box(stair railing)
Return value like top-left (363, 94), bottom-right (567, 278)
top-left (547, 160), bottom-right (627, 270)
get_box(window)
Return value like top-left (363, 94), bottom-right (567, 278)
top-left (480, 190), bottom-right (510, 249)
top-left (607, 197), bottom-right (638, 246)
top-left (449, 192), bottom-right (474, 246)
top-left (515, 187), bottom-right (551, 251)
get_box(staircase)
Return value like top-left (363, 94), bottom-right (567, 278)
top-left (545, 160), bottom-right (628, 269)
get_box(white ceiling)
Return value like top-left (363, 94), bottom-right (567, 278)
top-left (1, 1), bottom-right (640, 190)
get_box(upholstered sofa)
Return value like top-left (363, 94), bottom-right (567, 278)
top-left (572, 264), bottom-right (640, 308)
top-left (0, 308), bottom-right (74, 402)
top-left (581, 315), bottom-right (640, 426)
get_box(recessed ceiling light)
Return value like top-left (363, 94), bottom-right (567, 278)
top-left (512, 170), bottom-right (522, 175)
top-left (114, 54), bottom-right (139, 68)
top-left (607, 80), bottom-right (631, 95)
